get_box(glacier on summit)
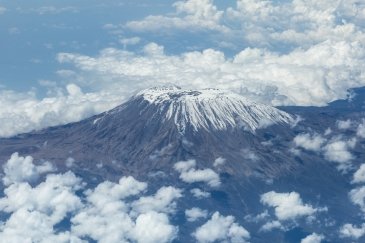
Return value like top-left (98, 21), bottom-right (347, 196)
top-left (132, 86), bottom-right (295, 132)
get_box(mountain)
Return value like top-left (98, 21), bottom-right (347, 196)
top-left (0, 86), bottom-right (297, 179)
top-left (0, 86), bottom-right (364, 242)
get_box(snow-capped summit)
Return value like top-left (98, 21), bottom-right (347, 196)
top-left (133, 86), bottom-right (295, 132)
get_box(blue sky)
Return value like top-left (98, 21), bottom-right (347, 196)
top-left (0, 0), bottom-right (365, 136)
top-left (0, 0), bottom-right (172, 92)
top-left (0, 0), bottom-right (241, 93)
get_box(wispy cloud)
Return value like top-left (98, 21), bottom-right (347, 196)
top-left (0, 6), bottom-right (7, 15)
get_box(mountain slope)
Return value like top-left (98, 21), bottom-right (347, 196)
top-left (0, 86), bottom-right (297, 179)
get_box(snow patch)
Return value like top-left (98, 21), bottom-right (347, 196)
top-left (136, 86), bottom-right (295, 132)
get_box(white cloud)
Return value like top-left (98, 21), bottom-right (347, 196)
top-left (131, 212), bottom-right (178, 243)
top-left (124, 0), bottom-right (365, 54)
top-left (323, 138), bottom-right (356, 171)
top-left (126, 0), bottom-right (226, 32)
top-left (0, 153), bottom-right (180, 243)
top-left (213, 157), bottom-right (226, 167)
top-left (0, 208), bottom-right (84, 243)
top-left (0, 84), bottom-right (123, 137)
top-left (260, 220), bottom-right (284, 232)
top-left (324, 128), bottom-right (332, 136)
top-left (260, 191), bottom-right (323, 221)
top-left (337, 119), bottom-right (352, 130)
top-left (86, 176), bottom-right (148, 205)
top-left (0, 171), bottom-right (84, 242)
top-left (352, 164), bottom-right (365, 184)
top-left (357, 119), bottom-right (365, 138)
top-left (0, 172), bottom-right (83, 221)
top-left (174, 160), bottom-right (221, 187)
top-left (293, 133), bottom-right (326, 152)
top-left (293, 133), bottom-right (357, 171)
top-left (66, 83), bottom-right (83, 96)
top-left (185, 207), bottom-right (208, 222)
top-left (227, 0), bottom-right (365, 48)
top-left (71, 182), bottom-right (180, 243)
top-left (349, 186), bottom-right (365, 212)
top-left (340, 223), bottom-right (365, 239)
top-left (2, 152), bottom-right (55, 186)
top-left (57, 38), bottom-right (365, 108)
top-left (120, 37), bottom-right (141, 47)
top-left (69, 179), bottom-right (180, 243)
top-left (190, 188), bottom-right (211, 199)
top-left (301, 233), bottom-right (325, 243)
top-left (2, 38), bottom-right (363, 138)
top-left (65, 157), bottom-right (75, 168)
top-left (193, 212), bottom-right (250, 243)
top-left (131, 186), bottom-right (182, 215)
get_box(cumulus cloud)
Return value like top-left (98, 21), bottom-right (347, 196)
top-left (260, 220), bottom-right (284, 232)
top-left (2, 152), bottom-right (55, 186)
top-left (193, 212), bottom-right (250, 243)
top-left (185, 207), bottom-right (208, 222)
top-left (126, 0), bottom-right (227, 32)
top-left (0, 153), bottom-right (181, 243)
top-left (124, 0), bottom-right (365, 52)
top-left (0, 208), bottom-right (84, 243)
top-left (357, 119), bottom-right (365, 138)
top-left (260, 191), bottom-right (324, 221)
top-left (174, 160), bottom-right (221, 187)
top-left (0, 171), bottom-right (84, 242)
top-left (340, 223), bottom-right (365, 239)
top-left (131, 212), bottom-right (178, 243)
top-left (293, 133), bottom-right (326, 152)
top-left (190, 188), bottom-right (211, 199)
top-left (131, 186), bottom-right (182, 215)
top-left (74, 181), bottom-right (180, 243)
top-left (301, 233), bottom-right (325, 243)
top-left (227, 0), bottom-right (365, 48)
top-left (0, 172), bottom-right (83, 220)
top-left (56, 35), bottom-right (365, 108)
top-left (109, 0), bottom-right (365, 107)
top-left (323, 138), bottom-right (356, 171)
top-left (65, 157), bottom-right (75, 168)
top-left (0, 84), bottom-right (123, 137)
top-left (293, 132), bottom-right (358, 171)
top-left (352, 164), bottom-right (365, 184)
top-left (72, 179), bottom-right (139, 240)
top-left (213, 157), bottom-right (226, 167)
top-left (349, 186), bottom-right (365, 212)
top-left (337, 119), bottom-right (352, 130)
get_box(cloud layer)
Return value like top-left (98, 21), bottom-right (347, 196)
top-left (0, 153), bottom-right (181, 243)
